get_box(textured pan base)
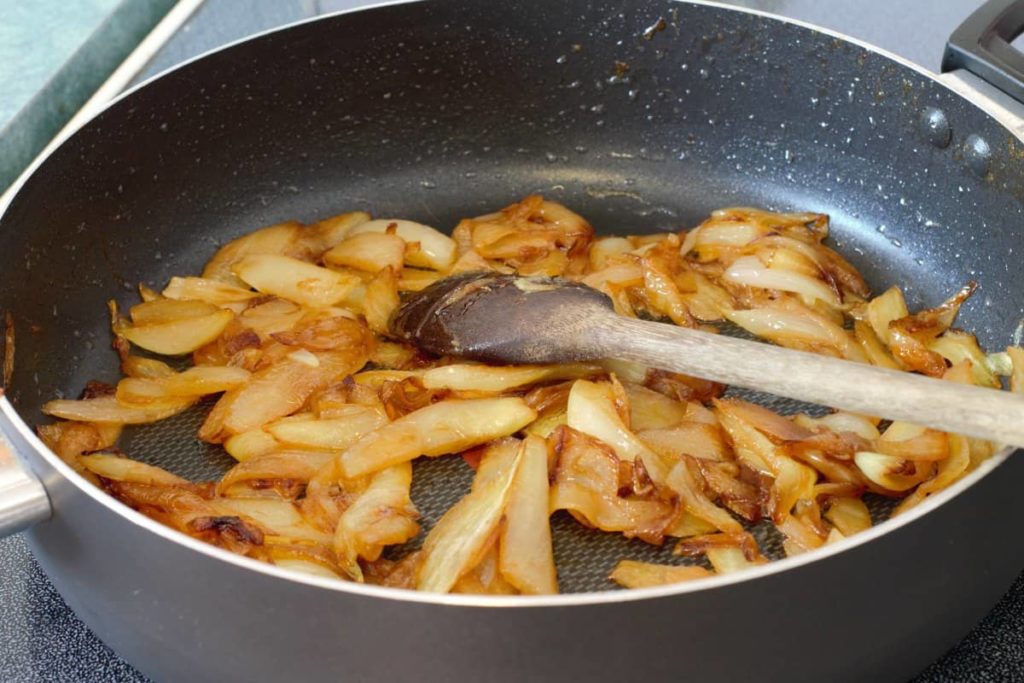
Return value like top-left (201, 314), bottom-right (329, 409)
top-left (119, 384), bottom-right (898, 594)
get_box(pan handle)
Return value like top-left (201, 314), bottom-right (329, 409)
top-left (943, 0), bottom-right (1024, 102)
top-left (0, 398), bottom-right (51, 537)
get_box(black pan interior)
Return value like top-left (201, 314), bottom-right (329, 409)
top-left (2, 0), bottom-right (1023, 590)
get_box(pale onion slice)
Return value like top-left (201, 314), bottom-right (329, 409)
top-left (323, 231), bottom-right (406, 273)
top-left (452, 545), bottom-right (518, 595)
top-left (398, 268), bottom-right (443, 292)
top-left (162, 276), bottom-right (258, 308)
top-left (231, 254), bottom-right (361, 308)
top-left (853, 320), bottom-right (901, 369)
top-left (826, 528), bottom-right (846, 545)
top-left (218, 450), bottom-right (337, 493)
top-left (640, 242), bottom-right (693, 326)
top-left (416, 445), bottom-right (522, 593)
top-left (265, 407), bottom-right (388, 451)
top-left (873, 421), bottom-right (949, 461)
top-left (665, 459), bottom-right (743, 535)
top-left (420, 363), bottom-right (600, 393)
top-left (369, 341), bottom-right (419, 370)
top-left (523, 410), bottom-right (567, 438)
top-left (498, 436), bottom-right (558, 595)
top-left (352, 370), bottom-right (418, 388)
top-left (164, 366), bottom-right (252, 398)
top-left (691, 222), bottom-right (762, 251)
top-left (713, 399), bottom-right (817, 522)
top-left (1009, 346), bottom-right (1024, 394)
top-left (724, 255), bottom-right (841, 307)
top-left (129, 298), bottom-right (221, 325)
top-left (340, 397), bottom-right (537, 478)
top-left (261, 538), bottom-right (345, 577)
top-left (726, 301), bottom-right (865, 361)
top-left (623, 384), bottom-right (689, 431)
top-left (224, 429), bottom-right (279, 462)
top-left (200, 349), bottom-right (367, 441)
top-left (894, 434), bottom-right (972, 514)
top-left (566, 379), bottom-right (672, 485)
top-left (778, 514), bottom-right (826, 556)
top-left (823, 497), bottom-right (872, 536)
top-left (853, 451), bottom-right (928, 491)
top-left (42, 395), bottom-right (193, 424)
top-left (79, 453), bottom-right (188, 486)
top-left (348, 219), bottom-right (456, 271)
top-left (449, 249), bottom-right (502, 275)
top-left (706, 547), bottom-right (760, 574)
top-left (238, 298), bottom-right (305, 340)
top-left (305, 210), bottom-right (373, 251)
top-left (588, 237), bottom-right (633, 270)
top-left (121, 309), bottom-right (234, 355)
top-left (211, 498), bottom-right (332, 545)
top-left (121, 356), bottom-right (176, 379)
top-left (137, 284), bottom-right (161, 302)
top-left (273, 560), bottom-right (342, 580)
top-left (609, 560), bottom-right (712, 588)
top-left (865, 285), bottom-right (909, 344)
top-left (579, 261), bottom-right (644, 292)
top-left (664, 512), bottom-right (718, 539)
top-left (927, 330), bottom-right (999, 388)
top-left (987, 351), bottom-right (1014, 376)
top-left (797, 411), bottom-right (880, 441)
top-left (470, 437), bottom-right (521, 491)
top-left (332, 462), bottom-right (419, 580)
top-left (679, 272), bottom-right (736, 322)
top-left (599, 358), bottom-right (648, 384)
top-left (116, 377), bottom-right (173, 406)
top-left (362, 266), bottom-right (400, 335)
top-left (638, 423), bottom-right (729, 462)
top-left (202, 221), bottom-right (306, 286)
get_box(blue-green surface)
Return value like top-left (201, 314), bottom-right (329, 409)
top-left (0, 0), bottom-right (176, 192)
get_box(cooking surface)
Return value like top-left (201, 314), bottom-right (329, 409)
top-left (3, 0), bottom-right (1024, 679)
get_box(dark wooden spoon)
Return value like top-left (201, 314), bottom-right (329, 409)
top-left (390, 272), bottom-right (1024, 448)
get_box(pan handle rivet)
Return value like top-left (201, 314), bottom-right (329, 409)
top-left (918, 107), bottom-right (951, 148)
top-left (963, 134), bottom-right (991, 177)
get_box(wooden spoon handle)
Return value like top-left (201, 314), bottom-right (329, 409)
top-left (593, 315), bottom-right (1024, 448)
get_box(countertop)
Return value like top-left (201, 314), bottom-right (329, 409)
top-left (0, 0), bottom-right (176, 193)
top-left (2, 0), bottom-right (1023, 681)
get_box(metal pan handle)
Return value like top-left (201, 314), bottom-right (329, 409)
top-left (0, 397), bottom-right (51, 537)
top-left (944, 0), bottom-right (1024, 102)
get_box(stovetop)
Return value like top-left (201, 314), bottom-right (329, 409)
top-left (3, 0), bottom-right (1023, 680)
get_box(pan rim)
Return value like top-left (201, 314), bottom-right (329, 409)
top-left (1, 0), bottom-right (1020, 607)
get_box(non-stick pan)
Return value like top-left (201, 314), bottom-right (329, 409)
top-left (3, 0), bottom-right (1024, 680)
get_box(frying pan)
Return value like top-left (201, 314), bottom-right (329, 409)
top-left (2, 0), bottom-right (1024, 680)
